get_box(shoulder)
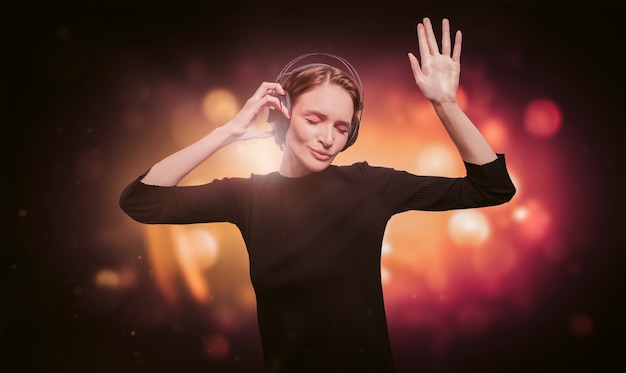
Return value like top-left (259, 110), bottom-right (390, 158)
top-left (335, 161), bottom-right (397, 176)
top-left (332, 162), bottom-right (400, 186)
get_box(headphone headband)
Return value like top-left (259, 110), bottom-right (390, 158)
top-left (276, 53), bottom-right (364, 103)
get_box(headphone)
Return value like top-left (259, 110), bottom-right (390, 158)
top-left (265, 53), bottom-right (364, 151)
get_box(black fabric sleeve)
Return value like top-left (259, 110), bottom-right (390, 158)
top-left (362, 154), bottom-right (516, 214)
top-left (119, 171), bottom-right (245, 225)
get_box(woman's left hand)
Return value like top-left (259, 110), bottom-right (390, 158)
top-left (408, 17), bottom-right (461, 105)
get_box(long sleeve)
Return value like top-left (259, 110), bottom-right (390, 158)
top-left (365, 153), bottom-right (516, 214)
top-left (119, 170), bottom-right (244, 225)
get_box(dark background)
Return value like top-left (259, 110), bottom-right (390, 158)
top-left (2, 0), bottom-right (625, 372)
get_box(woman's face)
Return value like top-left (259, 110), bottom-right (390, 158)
top-left (279, 83), bottom-right (354, 178)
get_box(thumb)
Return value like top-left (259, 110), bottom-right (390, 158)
top-left (407, 52), bottom-right (424, 82)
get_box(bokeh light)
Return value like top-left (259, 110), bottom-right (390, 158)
top-left (416, 144), bottom-right (459, 176)
top-left (512, 198), bottom-right (551, 242)
top-left (524, 99), bottom-right (562, 138)
top-left (447, 209), bottom-right (491, 247)
top-left (205, 334), bottom-right (231, 361)
top-left (202, 89), bottom-right (239, 126)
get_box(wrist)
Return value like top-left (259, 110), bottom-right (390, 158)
top-left (431, 100), bottom-right (459, 112)
top-left (212, 125), bottom-right (240, 146)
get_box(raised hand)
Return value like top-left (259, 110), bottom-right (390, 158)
top-left (223, 81), bottom-right (291, 142)
top-left (408, 17), bottom-right (462, 104)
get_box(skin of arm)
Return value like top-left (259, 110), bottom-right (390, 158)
top-left (408, 17), bottom-right (497, 166)
top-left (141, 82), bottom-right (290, 186)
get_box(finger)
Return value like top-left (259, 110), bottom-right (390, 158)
top-left (262, 94), bottom-right (291, 120)
top-left (441, 18), bottom-right (451, 56)
top-left (254, 82), bottom-right (286, 99)
top-left (423, 17), bottom-right (440, 55)
top-left (252, 82), bottom-right (271, 100)
top-left (417, 23), bottom-right (430, 61)
top-left (275, 83), bottom-right (286, 96)
top-left (452, 30), bottom-right (462, 62)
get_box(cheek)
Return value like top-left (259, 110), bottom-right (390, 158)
top-left (286, 121), bottom-right (312, 143)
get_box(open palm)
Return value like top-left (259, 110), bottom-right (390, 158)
top-left (408, 18), bottom-right (461, 104)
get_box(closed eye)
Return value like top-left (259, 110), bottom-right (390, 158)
top-left (335, 123), bottom-right (349, 134)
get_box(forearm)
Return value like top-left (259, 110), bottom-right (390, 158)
top-left (141, 126), bottom-right (237, 186)
top-left (433, 101), bottom-right (497, 165)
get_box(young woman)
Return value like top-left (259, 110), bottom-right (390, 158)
top-left (120, 18), bottom-right (516, 373)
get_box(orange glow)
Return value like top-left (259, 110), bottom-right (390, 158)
top-left (145, 225), bottom-right (180, 304)
top-left (416, 144), bottom-right (461, 176)
top-left (457, 87), bottom-right (468, 110)
top-left (202, 88), bottom-right (239, 126)
top-left (170, 101), bottom-right (208, 147)
top-left (95, 268), bottom-right (121, 288)
top-left (143, 225), bottom-right (222, 304)
top-left (227, 140), bottom-right (283, 176)
top-left (524, 99), bottom-right (562, 138)
top-left (480, 118), bottom-right (509, 149)
top-left (93, 266), bottom-right (137, 290)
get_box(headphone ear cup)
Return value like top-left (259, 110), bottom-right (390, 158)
top-left (342, 116), bottom-right (360, 151)
top-left (265, 91), bottom-right (292, 148)
top-left (283, 91), bottom-right (292, 114)
top-left (265, 91), bottom-right (292, 127)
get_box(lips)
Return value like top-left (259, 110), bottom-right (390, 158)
top-left (309, 148), bottom-right (332, 161)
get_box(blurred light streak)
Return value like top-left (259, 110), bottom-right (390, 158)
top-left (174, 226), bottom-right (219, 303)
top-left (145, 225), bottom-right (181, 304)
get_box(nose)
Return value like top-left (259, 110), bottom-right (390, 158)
top-left (317, 123), bottom-right (334, 148)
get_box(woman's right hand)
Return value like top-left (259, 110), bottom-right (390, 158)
top-left (222, 82), bottom-right (291, 143)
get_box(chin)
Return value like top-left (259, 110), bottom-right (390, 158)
top-left (302, 160), bottom-right (330, 173)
